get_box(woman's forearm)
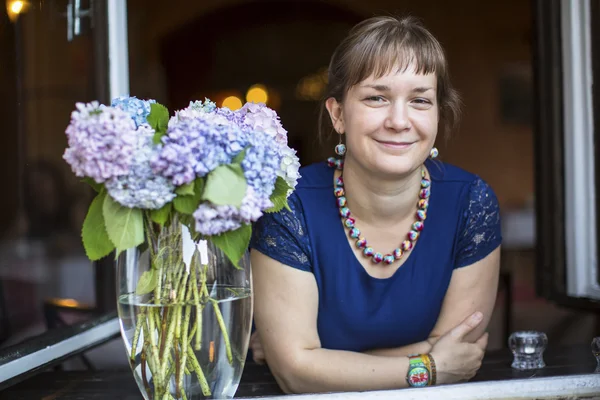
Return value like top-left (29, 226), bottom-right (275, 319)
top-left (363, 339), bottom-right (434, 357)
top-left (276, 348), bottom-right (413, 394)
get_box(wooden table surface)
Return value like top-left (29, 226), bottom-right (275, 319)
top-left (1, 344), bottom-right (597, 399)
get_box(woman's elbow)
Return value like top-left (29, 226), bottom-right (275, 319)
top-left (267, 352), bottom-right (311, 394)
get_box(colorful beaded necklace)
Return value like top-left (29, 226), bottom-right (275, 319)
top-left (330, 161), bottom-right (431, 265)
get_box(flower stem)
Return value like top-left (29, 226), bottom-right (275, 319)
top-left (158, 308), bottom-right (169, 360)
top-left (174, 342), bottom-right (181, 399)
top-left (177, 275), bottom-right (194, 397)
top-left (187, 345), bottom-right (212, 396)
top-left (144, 314), bottom-right (162, 389)
top-left (130, 310), bottom-right (145, 362)
top-left (210, 298), bottom-right (233, 364)
top-left (159, 306), bottom-right (179, 379)
top-left (141, 345), bottom-right (152, 400)
top-left (191, 265), bottom-right (202, 351)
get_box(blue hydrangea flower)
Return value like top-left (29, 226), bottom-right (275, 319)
top-left (105, 125), bottom-right (176, 209)
top-left (241, 129), bottom-right (281, 199)
top-left (111, 96), bottom-right (156, 128)
top-left (234, 103), bottom-right (301, 194)
top-left (63, 101), bottom-right (137, 183)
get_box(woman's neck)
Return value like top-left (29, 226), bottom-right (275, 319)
top-left (339, 158), bottom-right (424, 227)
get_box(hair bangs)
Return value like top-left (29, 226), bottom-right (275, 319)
top-left (344, 25), bottom-right (447, 91)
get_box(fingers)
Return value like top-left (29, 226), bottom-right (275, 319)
top-left (253, 350), bottom-right (266, 365)
top-left (475, 332), bottom-right (489, 350)
top-left (448, 312), bottom-right (483, 341)
top-left (250, 331), bottom-right (266, 365)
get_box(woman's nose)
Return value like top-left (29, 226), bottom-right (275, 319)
top-left (384, 103), bottom-right (411, 132)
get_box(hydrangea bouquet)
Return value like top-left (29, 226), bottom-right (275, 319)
top-left (63, 96), bottom-right (300, 399)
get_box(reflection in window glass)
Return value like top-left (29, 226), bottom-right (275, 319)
top-left (0, 2), bottom-right (98, 348)
top-left (593, 0), bottom-right (600, 286)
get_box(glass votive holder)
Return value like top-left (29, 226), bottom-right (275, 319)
top-left (509, 331), bottom-right (548, 370)
top-left (592, 337), bottom-right (600, 373)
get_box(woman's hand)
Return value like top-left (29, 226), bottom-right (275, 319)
top-left (250, 331), bottom-right (266, 365)
top-left (430, 312), bottom-right (489, 384)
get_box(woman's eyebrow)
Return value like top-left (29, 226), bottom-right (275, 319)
top-left (412, 86), bottom-right (435, 93)
top-left (360, 84), bottom-right (391, 91)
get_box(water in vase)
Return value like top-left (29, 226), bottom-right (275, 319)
top-left (118, 286), bottom-right (252, 400)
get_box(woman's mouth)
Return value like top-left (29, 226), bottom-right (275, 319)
top-left (375, 140), bottom-right (415, 150)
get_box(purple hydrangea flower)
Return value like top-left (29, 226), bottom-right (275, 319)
top-left (193, 187), bottom-right (273, 236)
top-left (105, 125), bottom-right (176, 209)
top-left (111, 96), bottom-right (156, 128)
top-left (63, 101), bottom-right (137, 183)
top-left (235, 102), bottom-right (288, 145)
top-left (152, 114), bottom-right (247, 185)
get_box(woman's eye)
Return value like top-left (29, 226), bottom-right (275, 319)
top-left (413, 98), bottom-right (432, 105)
top-left (365, 96), bottom-right (384, 102)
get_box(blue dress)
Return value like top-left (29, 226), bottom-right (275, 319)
top-left (249, 159), bottom-right (502, 352)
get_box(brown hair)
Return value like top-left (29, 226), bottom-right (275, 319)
top-left (318, 15), bottom-right (461, 142)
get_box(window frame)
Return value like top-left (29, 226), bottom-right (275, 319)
top-left (534, 0), bottom-right (600, 307)
top-left (0, 0), bottom-right (129, 386)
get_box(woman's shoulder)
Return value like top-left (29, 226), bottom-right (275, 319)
top-left (427, 159), bottom-right (480, 184)
top-left (295, 161), bottom-right (334, 190)
top-left (428, 160), bottom-right (499, 212)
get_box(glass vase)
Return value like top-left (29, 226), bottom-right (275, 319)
top-left (116, 214), bottom-right (253, 399)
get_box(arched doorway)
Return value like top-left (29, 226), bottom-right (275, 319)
top-left (159, 1), bottom-right (362, 164)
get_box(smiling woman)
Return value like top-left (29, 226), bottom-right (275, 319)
top-left (327, 70), bottom-right (439, 178)
top-left (248, 15), bottom-right (502, 394)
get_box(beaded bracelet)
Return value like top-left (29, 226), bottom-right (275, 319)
top-left (426, 353), bottom-right (437, 386)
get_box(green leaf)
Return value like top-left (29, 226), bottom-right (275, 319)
top-left (81, 177), bottom-right (103, 193)
top-left (210, 224), bottom-right (252, 269)
top-left (194, 177), bottom-right (205, 199)
top-left (147, 103), bottom-right (170, 144)
top-left (202, 164), bottom-right (247, 207)
top-left (173, 178), bottom-right (205, 215)
top-left (102, 195), bottom-right (144, 256)
top-left (150, 203), bottom-right (172, 226)
top-left (135, 270), bottom-right (157, 295)
top-left (81, 191), bottom-right (115, 260)
top-left (265, 196), bottom-right (290, 214)
top-left (265, 177), bottom-right (292, 213)
top-left (232, 147), bottom-right (249, 164)
top-left (174, 195), bottom-right (198, 215)
top-left (175, 182), bottom-right (195, 196)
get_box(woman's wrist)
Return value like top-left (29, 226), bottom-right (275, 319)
top-left (428, 351), bottom-right (447, 385)
top-left (405, 353), bottom-right (437, 387)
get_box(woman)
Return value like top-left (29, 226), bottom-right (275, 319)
top-left (249, 15), bottom-right (501, 393)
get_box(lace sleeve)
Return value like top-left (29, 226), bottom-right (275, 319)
top-left (455, 178), bottom-right (502, 268)
top-left (249, 193), bottom-right (312, 272)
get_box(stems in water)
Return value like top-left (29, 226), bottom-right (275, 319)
top-left (131, 213), bottom-right (243, 399)
top-left (210, 298), bottom-right (233, 365)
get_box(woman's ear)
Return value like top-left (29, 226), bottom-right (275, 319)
top-left (325, 97), bottom-right (344, 134)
